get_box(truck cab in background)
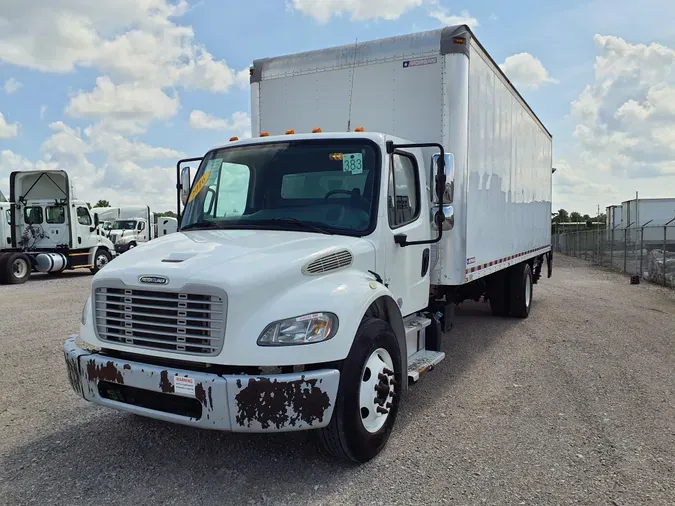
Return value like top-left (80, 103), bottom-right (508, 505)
top-left (108, 215), bottom-right (152, 253)
top-left (0, 170), bottom-right (116, 285)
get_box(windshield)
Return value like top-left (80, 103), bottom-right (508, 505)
top-left (112, 220), bottom-right (137, 230)
top-left (181, 140), bottom-right (381, 236)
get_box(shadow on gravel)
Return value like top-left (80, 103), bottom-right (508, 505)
top-left (1, 301), bottom-right (527, 506)
top-left (24, 271), bottom-right (93, 283)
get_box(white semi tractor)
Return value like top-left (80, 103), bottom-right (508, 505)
top-left (95, 206), bottom-right (178, 252)
top-left (0, 170), bottom-right (116, 284)
top-left (64, 25), bottom-right (553, 463)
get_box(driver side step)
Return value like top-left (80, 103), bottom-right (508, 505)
top-left (407, 350), bottom-right (445, 383)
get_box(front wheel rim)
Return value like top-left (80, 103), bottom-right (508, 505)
top-left (359, 348), bottom-right (396, 434)
top-left (96, 254), bottom-right (109, 269)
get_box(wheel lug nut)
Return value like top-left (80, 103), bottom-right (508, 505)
top-left (376, 407), bottom-right (389, 415)
top-left (378, 373), bottom-right (388, 382)
top-left (386, 402), bottom-right (393, 408)
top-left (383, 368), bottom-right (394, 376)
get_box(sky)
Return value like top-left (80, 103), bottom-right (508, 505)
top-left (1, 0), bottom-right (674, 215)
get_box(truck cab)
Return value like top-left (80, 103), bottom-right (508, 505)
top-left (109, 217), bottom-right (150, 253)
top-left (0, 170), bottom-right (116, 284)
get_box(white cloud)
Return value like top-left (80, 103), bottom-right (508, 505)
top-left (570, 34), bottom-right (675, 179)
top-left (3, 78), bottom-right (22, 94)
top-left (0, 150), bottom-right (34, 193)
top-left (0, 1), bottom-right (246, 95)
top-left (40, 105), bottom-right (47, 119)
top-left (85, 122), bottom-right (184, 162)
top-left (429, 8), bottom-right (479, 28)
top-left (188, 110), bottom-right (251, 138)
top-left (0, 112), bottom-right (20, 138)
top-left (499, 53), bottom-right (557, 90)
top-left (287, 0), bottom-right (431, 22)
top-left (65, 76), bottom-right (180, 125)
top-left (553, 159), bottom-right (618, 197)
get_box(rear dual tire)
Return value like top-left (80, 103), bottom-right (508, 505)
top-left (488, 262), bottom-right (533, 318)
top-left (0, 253), bottom-right (31, 285)
top-left (318, 317), bottom-right (402, 463)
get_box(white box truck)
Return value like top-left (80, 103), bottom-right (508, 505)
top-left (0, 170), bottom-right (116, 284)
top-left (64, 25), bottom-right (553, 463)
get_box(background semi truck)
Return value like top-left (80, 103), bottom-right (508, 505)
top-left (0, 170), bottom-right (116, 284)
top-left (64, 25), bottom-right (553, 463)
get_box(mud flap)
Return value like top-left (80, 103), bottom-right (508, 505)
top-left (547, 250), bottom-right (553, 278)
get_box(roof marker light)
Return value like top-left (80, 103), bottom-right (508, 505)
top-left (312, 128), bottom-right (322, 133)
top-left (355, 126), bottom-right (365, 132)
top-left (230, 136), bottom-right (239, 141)
top-left (260, 132), bottom-right (269, 137)
top-left (286, 129), bottom-right (295, 134)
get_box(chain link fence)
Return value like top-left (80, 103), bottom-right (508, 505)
top-left (553, 226), bottom-right (675, 289)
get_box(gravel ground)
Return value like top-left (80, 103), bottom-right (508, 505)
top-left (1, 256), bottom-right (674, 506)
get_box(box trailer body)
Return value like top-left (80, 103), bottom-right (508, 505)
top-left (0, 170), bottom-right (116, 284)
top-left (620, 197), bottom-right (675, 245)
top-left (250, 26), bottom-right (552, 287)
top-left (606, 205), bottom-right (621, 230)
top-left (621, 198), bottom-right (675, 228)
top-left (63, 26), bottom-right (553, 463)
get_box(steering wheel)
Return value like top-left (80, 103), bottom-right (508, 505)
top-left (324, 189), bottom-right (370, 211)
top-left (324, 189), bottom-right (353, 200)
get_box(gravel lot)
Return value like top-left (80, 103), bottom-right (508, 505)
top-left (1, 255), bottom-right (674, 506)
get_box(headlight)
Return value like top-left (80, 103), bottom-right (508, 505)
top-left (257, 312), bottom-right (338, 346)
top-left (81, 297), bottom-right (91, 325)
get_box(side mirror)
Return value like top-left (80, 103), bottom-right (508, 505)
top-left (94, 213), bottom-right (99, 226)
top-left (180, 166), bottom-right (192, 207)
top-left (431, 153), bottom-right (455, 204)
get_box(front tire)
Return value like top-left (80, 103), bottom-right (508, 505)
top-left (318, 317), bottom-right (402, 463)
top-left (90, 249), bottom-right (112, 274)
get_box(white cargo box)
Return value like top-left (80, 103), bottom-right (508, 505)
top-left (250, 25), bottom-right (552, 286)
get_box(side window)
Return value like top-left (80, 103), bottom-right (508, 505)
top-left (24, 206), bottom-right (44, 224)
top-left (387, 154), bottom-right (420, 228)
top-left (6, 209), bottom-right (11, 225)
top-left (46, 205), bottom-right (66, 224)
top-left (214, 162), bottom-right (250, 217)
top-left (77, 206), bottom-right (92, 226)
top-left (138, 221), bottom-right (146, 231)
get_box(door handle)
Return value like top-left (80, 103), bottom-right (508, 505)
top-left (421, 248), bottom-right (430, 276)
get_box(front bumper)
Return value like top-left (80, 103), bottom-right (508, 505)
top-left (114, 242), bottom-right (131, 254)
top-left (64, 336), bottom-right (340, 432)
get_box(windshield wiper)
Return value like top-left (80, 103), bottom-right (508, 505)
top-left (251, 218), bottom-right (333, 235)
top-left (180, 220), bottom-right (224, 231)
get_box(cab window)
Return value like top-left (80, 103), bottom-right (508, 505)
top-left (24, 206), bottom-right (43, 225)
top-left (46, 205), bottom-right (66, 224)
top-left (76, 206), bottom-right (92, 226)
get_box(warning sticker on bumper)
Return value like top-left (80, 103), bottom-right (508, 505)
top-left (174, 375), bottom-right (196, 396)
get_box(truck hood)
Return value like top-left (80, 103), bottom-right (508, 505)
top-left (96, 229), bottom-right (376, 291)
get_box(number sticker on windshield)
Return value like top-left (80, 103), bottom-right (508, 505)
top-left (342, 153), bottom-right (363, 175)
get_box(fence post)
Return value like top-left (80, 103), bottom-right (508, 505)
top-left (610, 228), bottom-right (614, 270)
top-left (624, 229), bottom-right (627, 273)
top-left (640, 227), bottom-right (644, 278)
top-left (664, 226), bottom-right (668, 287)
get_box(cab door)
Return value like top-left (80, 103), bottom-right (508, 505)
top-left (383, 149), bottom-right (431, 317)
top-left (74, 205), bottom-right (96, 248)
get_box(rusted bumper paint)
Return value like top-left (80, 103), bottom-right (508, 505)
top-left (63, 336), bottom-right (340, 432)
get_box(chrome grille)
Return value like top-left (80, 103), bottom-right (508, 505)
top-left (94, 287), bottom-right (225, 355)
top-left (303, 250), bottom-right (353, 275)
